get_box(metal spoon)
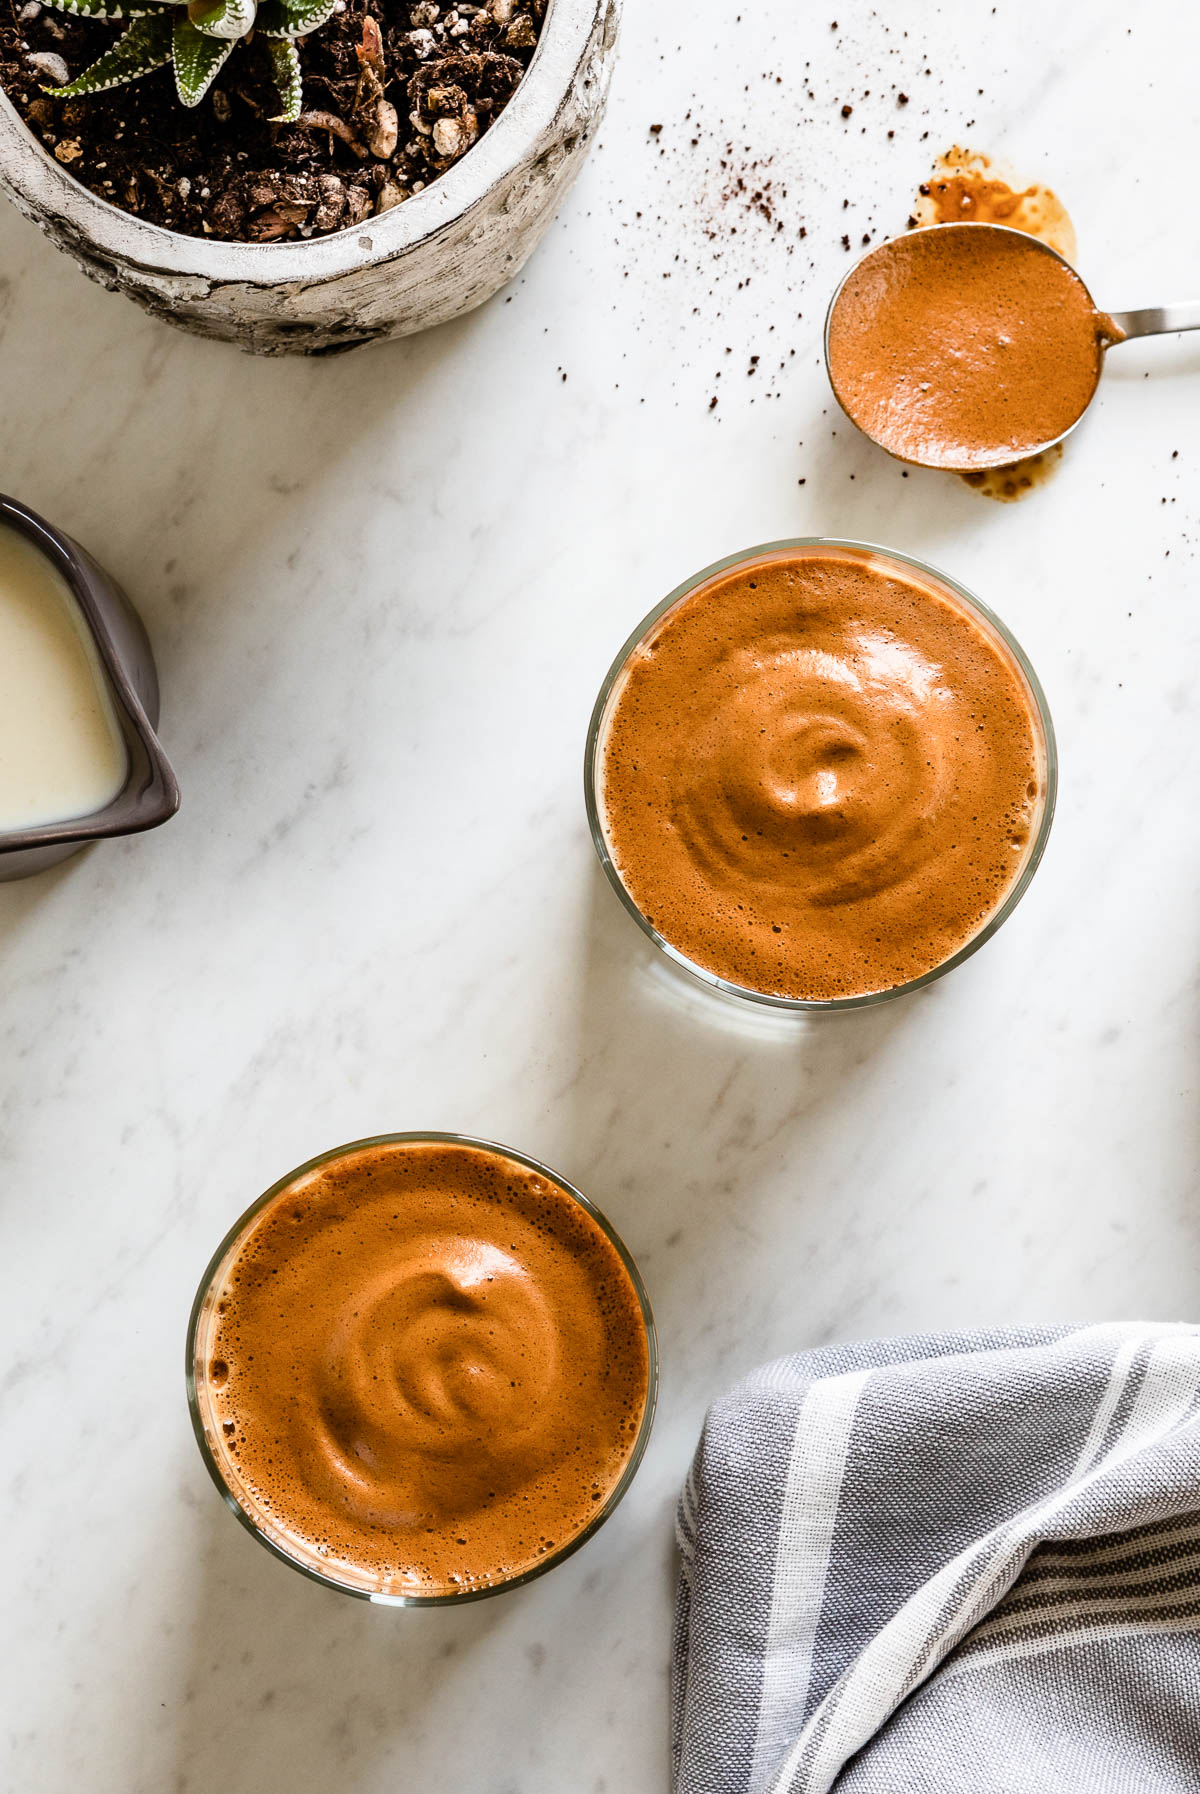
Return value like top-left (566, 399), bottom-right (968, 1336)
top-left (824, 222), bottom-right (1200, 472)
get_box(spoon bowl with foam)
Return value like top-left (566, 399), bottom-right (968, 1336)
top-left (824, 222), bottom-right (1200, 473)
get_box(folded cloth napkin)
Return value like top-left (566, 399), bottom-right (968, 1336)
top-left (673, 1324), bottom-right (1200, 1794)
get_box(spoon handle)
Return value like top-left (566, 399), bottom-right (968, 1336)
top-left (1107, 302), bottom-right (1200, 340)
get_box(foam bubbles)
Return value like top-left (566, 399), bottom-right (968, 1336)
top-left (200, 1141), bottom-right (650, 1598)
top-left (600, 549), bottom-right (1045, 999)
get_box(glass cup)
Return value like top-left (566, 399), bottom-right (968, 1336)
top-left (584, 537), bottom-right (1057, 1013)
top-left (187, 1132), bottom-right (658, 1606)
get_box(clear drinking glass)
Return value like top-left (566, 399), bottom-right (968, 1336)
top-left (187, 1131), bottom-right (658, 1606)
top-left (584, 537), bottom-right (1057, 1013)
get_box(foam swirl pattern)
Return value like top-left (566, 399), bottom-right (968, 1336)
top-left (201, 1141), bottom-right (650, 1597)
top-left (599, 548), bottom-right (1046, 1001)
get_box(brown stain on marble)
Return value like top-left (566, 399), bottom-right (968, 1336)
top-left (960, 443), bottom-right (1065, 503)
top-left (914, 147), bottom-right (1077, 262)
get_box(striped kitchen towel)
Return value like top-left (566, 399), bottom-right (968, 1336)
top-left (673, 1324), bottom-right (1200, 1794)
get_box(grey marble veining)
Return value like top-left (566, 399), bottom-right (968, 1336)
top-left (2, 0), bottom-right (1200, 1788)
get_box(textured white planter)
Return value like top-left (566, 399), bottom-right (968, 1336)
top-left (0, 0), bottom-right (618, 353)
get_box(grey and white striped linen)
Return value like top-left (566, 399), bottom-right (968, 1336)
top-left (673, 1325), bottom-right (1200, 1794)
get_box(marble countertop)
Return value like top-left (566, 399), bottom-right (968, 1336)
top-left (3, 0), bottom-right (1199, 1787)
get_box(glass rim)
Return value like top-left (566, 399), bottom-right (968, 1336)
top-left (583, 535), bottom-right (1058, 1014)
top-left (185, 1130), bottom-right (659, 1608)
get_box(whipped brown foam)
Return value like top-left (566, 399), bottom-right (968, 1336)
top-left (198, 1140), bottom-right (650, 1597)
top-left (598, 547), bottom-right (1047, 1002)
top-left (827, 225), bottom-right (1118, 469)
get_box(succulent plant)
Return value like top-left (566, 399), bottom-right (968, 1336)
top-left (41, 0), bottom-right (339, 121)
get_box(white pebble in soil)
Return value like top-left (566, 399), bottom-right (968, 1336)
top-left (25, 49), bottom-right (67, 83)
top-left (432, 118), bottom-right (463, 157)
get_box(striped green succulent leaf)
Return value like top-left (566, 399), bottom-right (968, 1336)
top-left (42, 0), bottom-right (171, 20)
top-left (172, 14), bottom-right (233, 102)
top-left (53, 10), bottom-right (173, 94)
top-left (266, 35), bottom-right (301, 120)
top-left (255, 0), bottom-right (336, 39)
top-left (186, 0), bottom-right (254, 40)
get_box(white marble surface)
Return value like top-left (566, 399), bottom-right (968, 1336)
top-left (2, 0), bottom-right (1199, 1787)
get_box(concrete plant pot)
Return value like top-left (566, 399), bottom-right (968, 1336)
top-left (0, 0), bottom-right (618, 354)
